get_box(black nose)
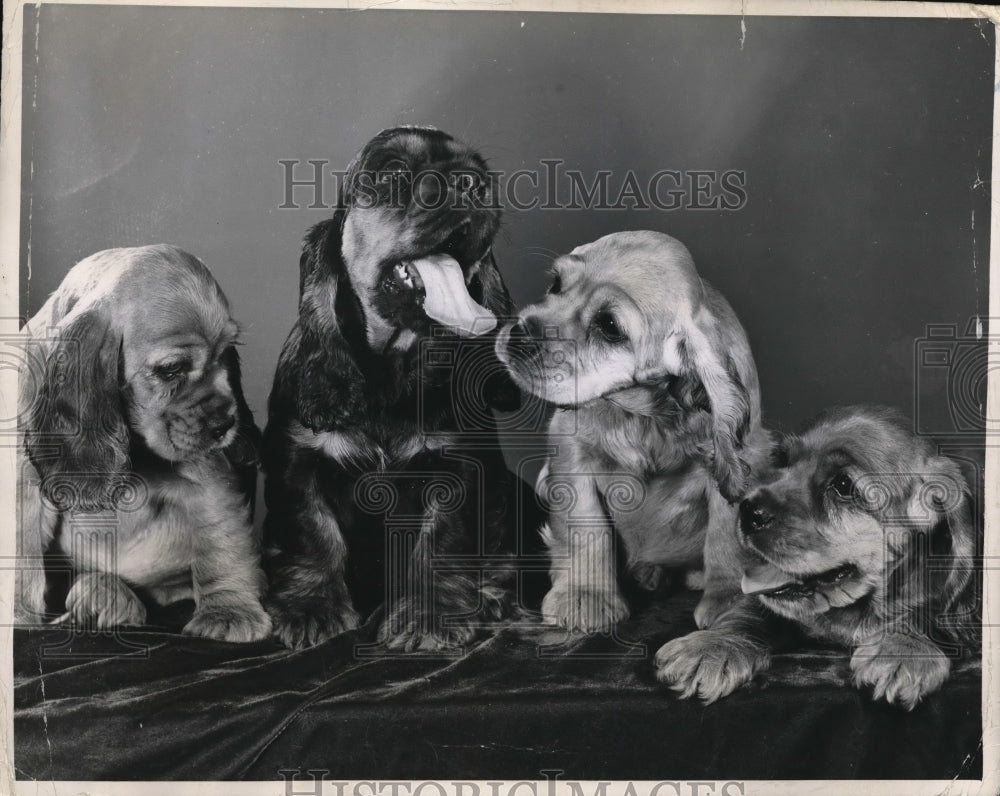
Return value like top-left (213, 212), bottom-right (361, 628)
top-left (509, 320), bottom-right (530, 345)
top-left (509, 316), bottom-right (545, 345)
top-left (209, 415), bottom-right (236, 441)
top-left (739, 497), bottom-right (774, 535)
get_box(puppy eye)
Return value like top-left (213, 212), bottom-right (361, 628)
top-left (831, 472), bottom-right (855, 499)
top-left (379, 159), bottom-right (409, 183)
top-left (154, 361), bottom-right (189, 381)
top-left (547, 273), bottom-right (562, 295)
top-left (593, 311), bottom-right (627, 344)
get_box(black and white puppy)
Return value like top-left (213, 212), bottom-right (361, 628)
top-left (263, 127), bottom-right (520, 650)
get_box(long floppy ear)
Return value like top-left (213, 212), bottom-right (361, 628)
top-left (26, 308), bottom-right (129, 511)
top-left (221, 345), bottom-right (262, 473)
top-left (274, 212), bottom-right (367, 432)
top-left (925, 456), bottom-right (978, 640)
top-left (681, 319), bottom-right (756, 503)
top-left (466, 250), bottom-right (521, 412)
top-left (468, 249), bottom-right (517, 319)
top-left (299, 211), bottom-right (344, 299)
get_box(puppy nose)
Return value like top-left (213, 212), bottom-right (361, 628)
top-left (510, 316), bottom-right (544, 343)
top-left (209, 415), bottom-right (236, 441)
top-left (509, 320), bottom-right (530, 344)
top-left (739, 497), bottom-right (774, 535)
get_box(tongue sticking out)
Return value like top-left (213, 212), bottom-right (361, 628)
top-left (741, 560), bottom-right (797, 596)
top-left (408, 254), bottom-right (497, 336)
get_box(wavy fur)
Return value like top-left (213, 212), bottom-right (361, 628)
top-left (495, 230), bottom-right (767, 633)
top-left (16, 245), bottom-right (270, 642)
top-left (263, 127), bottom-right (520, 650)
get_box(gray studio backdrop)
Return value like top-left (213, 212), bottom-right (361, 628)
top-left (20, 7), bottom-right (992, 486)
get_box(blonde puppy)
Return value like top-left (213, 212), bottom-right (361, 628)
top-left (496, 230), bottom-right (769, 632)
top-left (17, 245), bottom-right (271, 642)
top-left (656, 407), bottom-right (979, 709)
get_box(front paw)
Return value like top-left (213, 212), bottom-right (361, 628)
top-left (64, 573), bottom-right (147, 629)
top-left (541, 580), bottom-right (629, 633)
top-left (851, 635), bottom-right (951, 710)
top-left (379, 608), bottom-right (480, 653)
top-left (184, 602), bottom-right (273, 643)
top-left (654, 629), bottom-right (769, 703)
top-left (268, 600), bottom-right (360, 649)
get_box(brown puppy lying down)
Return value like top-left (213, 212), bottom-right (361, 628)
top-left (657, 406), bottom-right (979, 709)
top-left (496, 230), bottom-right (770, 632)
top-left (17, 245), bottom-right (270, 641)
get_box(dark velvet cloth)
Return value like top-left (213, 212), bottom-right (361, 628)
top-left (14, 591), bottom-right (981, 782)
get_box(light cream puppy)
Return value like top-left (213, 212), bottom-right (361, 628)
top-left (656, 407), bottom-right (978, 709)
top-left (17, 245), bottom-right (271, 641)
top-left (496, 230), bottom-right (769, 632)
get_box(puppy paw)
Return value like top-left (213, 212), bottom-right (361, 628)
top-left (64, 573), bottom-right (147, 629)
top-left (378, 594), bottom-right (485, 652)
top-left (379, 616), bottom-right (480, 653)
top-left (184, 602), bottom-right (273, 643)
top-left (654, 630), bottom-right (769, 703)
top-left (268, 601), bottom-right (360, 649)
top-left (541, 581), bottom-right (629, 633)
top-left (851, 634), bottom-right (951, 710)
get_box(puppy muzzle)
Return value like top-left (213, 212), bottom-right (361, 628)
top-left (507, 318), bottom-right (543, 352)
top-left (166, 399), bottom-right (238, 457)
top-left (739, 495), bottom-right (775, 537)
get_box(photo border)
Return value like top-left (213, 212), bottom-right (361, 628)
top-left (0, 2), bottom-right (996, 794)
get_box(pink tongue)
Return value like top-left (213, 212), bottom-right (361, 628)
top-left (741, 561), bottom-right (797, 595)
top-left (409, 254), bottom-right (496, 336)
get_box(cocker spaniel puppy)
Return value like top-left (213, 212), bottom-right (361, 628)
top-left (263, 126), bottom-right (521, 650)
top-left (495, 230), bottom-right (770, 632)
top-left (16, 245), bottom-right (271, 642)
top-left (656, 406), bottom-right (979, 709)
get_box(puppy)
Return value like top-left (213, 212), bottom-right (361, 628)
top-left (495, 230), bottom-right (770, 632)
top-left (263, 126), bottom-right (521, 650)
top-left (656, 406), bottom-right (979, 709)
top-left (16, 245), bottom-right (271, 642)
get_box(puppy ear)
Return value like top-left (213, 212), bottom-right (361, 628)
top-left (27, 309), bottom-right (129, 511)
top-left (277, 213), bottom-right (367, 432)
top-left (681, 323), bottom-right (755, 502)
top-left (925, 456), bottom-right (978, 636)
top-left (468, 250), bottom-right (517, 319)
top-left (299, 210), bottom-right (345, 299)
top-left (221, 346), bottom-right (262, 471)
top-left (463, 250), bottom-right (522, 413)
